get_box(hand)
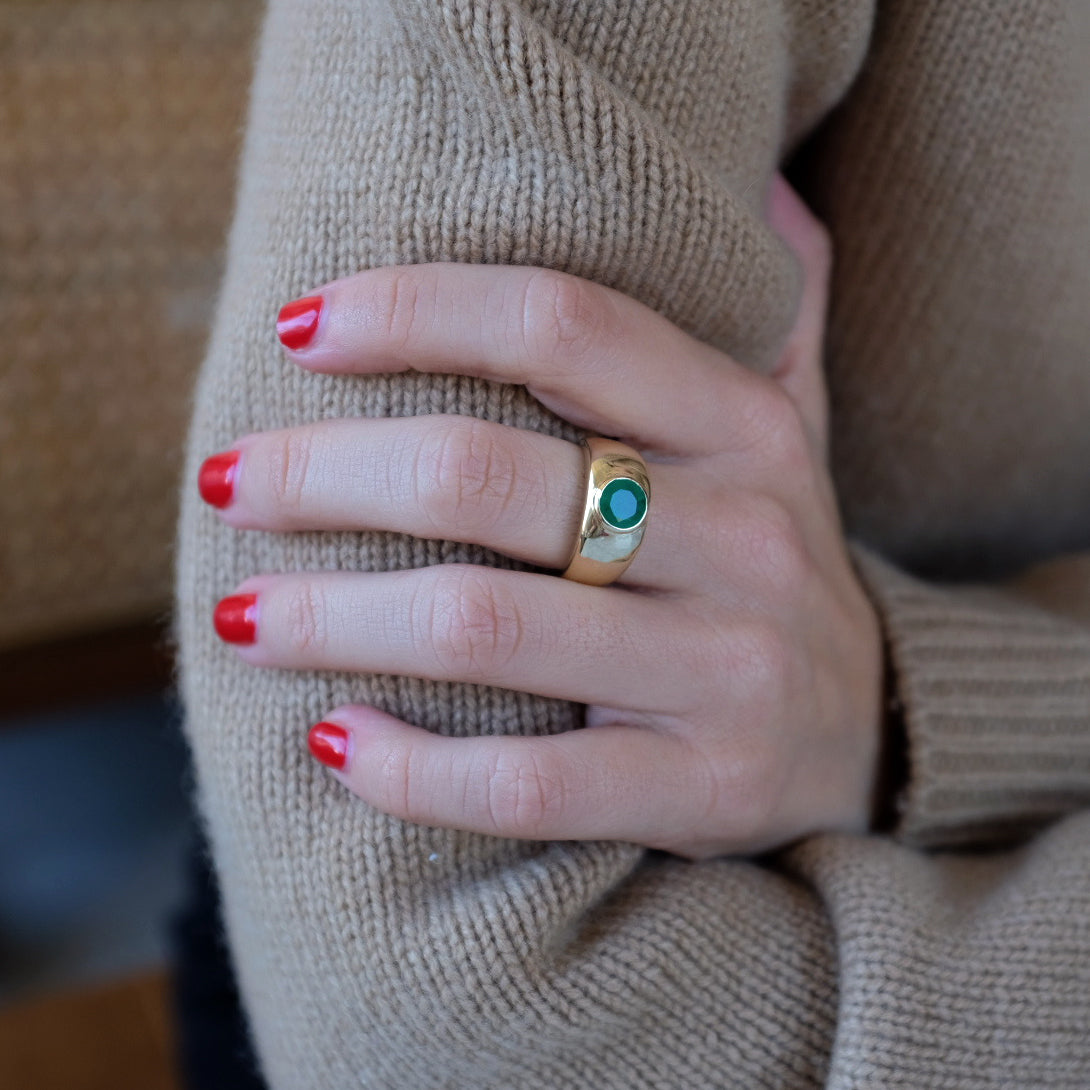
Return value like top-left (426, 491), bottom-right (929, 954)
top-left (200, 176), bottom-right (883, 860)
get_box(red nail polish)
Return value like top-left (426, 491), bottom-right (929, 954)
top-left (276, 296), bottom-right (324, 350)
top-left (198, 451), bottom-right (240, 508)
top-left (309, 722), bottom-right (350, 770)
top-left (213, 594), bottom-right (258, 644)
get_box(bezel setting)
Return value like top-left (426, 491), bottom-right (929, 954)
top-left (597, 477), bottom-right (648, 531)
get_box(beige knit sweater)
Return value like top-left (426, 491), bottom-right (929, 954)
top-left (176, 1), bottom-right (1090, 1086)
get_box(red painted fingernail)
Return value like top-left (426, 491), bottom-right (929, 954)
top-left (198, 450), bottom-right (240, 508)
top-left (213, 594), bottom-right (258, 644)
top-left (276, 296), bottom-right (324, 350)
top-left (309, 722), bottom-right (350, 770)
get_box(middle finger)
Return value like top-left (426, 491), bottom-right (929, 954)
top-left (215, 565), bottom-right (710, 715)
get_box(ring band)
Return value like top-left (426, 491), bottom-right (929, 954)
top-left (561, 437), bottom-right (651, 586)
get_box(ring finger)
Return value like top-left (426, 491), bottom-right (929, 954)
top-left (201, 414), bottom-right (697, 591)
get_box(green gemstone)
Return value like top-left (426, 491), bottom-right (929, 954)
top-left (599, 478), bottom-right (647, 531)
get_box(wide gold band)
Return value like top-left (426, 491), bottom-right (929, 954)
top-left (561, 437), bottom-right (650, 586)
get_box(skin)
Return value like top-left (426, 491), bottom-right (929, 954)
top-left (206, 175), bottom-right (884, 860)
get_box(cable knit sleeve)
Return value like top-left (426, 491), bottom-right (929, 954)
top-left (174, 1), bottom-right (1090, 1087)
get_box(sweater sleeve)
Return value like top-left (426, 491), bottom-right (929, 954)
top-left (175, 3), bottom-right (868, 1086)
top-left (851, 543), bottom-right (1090, 849)
top-left (174, 2), bottom-right (1090, 1088)
top-left (810, 0), bottom-right (1090, 852)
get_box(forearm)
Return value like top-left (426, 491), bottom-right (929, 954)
top-left (800, 0), bottom-right (1090, 851)
top-left (175, 1), bottom-right (1090, 1087)
top-left (175, 1), bottom-right (864, 1086)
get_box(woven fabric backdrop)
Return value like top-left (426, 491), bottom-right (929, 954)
top-left (0, 0), bottom-right (261, 649)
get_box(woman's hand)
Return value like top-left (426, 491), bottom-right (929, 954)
top-left (199, 177), bottom-right (883, 860)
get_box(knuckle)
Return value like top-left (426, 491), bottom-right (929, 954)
top-left (519, 268), bottom-right (610, 371)
top-left (723, 750), bottom-right (782, 846)
top-left (268, 428), bottom-right (318, 514)
top-left (416, 418), bottom-right (521, 536)
top-left (744, 383), bottom-right (810, 467)
top-left (376, 741), bottom-right (411, 818)
top-left (283, 579), bottom-right (331, 657)
top-left (483, 748), bottom-right (564, 836)
top-left (378, 738), bottom-right (429, 825)
top-left (735, 496), bottom-right (812, 595)
top-left (673, 741), bottom-right (777, 858)
top-left (377, 266), bottom-right (436, 358)
top-left (422, 566), bottom-right (525, 682)
top-left (725, 618), bottom-right (793, 705)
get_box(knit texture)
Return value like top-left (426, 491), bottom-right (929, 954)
top-left (852, 543), bottom-right (1090, 849)
top-left (0, 0), bottom-right (260, 648)
top-left (176, 1), bottom-right (1090, 1086)
top-left (808, 1), bottom-right (1090, 579)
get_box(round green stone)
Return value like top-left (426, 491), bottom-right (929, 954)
top-left (599, 478), bottom-right (647, 531)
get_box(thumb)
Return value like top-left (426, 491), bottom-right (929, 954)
top-left (766, 173), bottom-right (833, 459)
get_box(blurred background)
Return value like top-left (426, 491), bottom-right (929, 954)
top-left (1, 2), bottom-right (262, 1085)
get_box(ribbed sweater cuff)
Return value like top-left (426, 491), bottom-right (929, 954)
top-left (848, 541), bottom-right (1090, 850)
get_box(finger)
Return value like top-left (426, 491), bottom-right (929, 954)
top-left (306, 705), bottom-right (708, 847)
top-left (276, 262), bottom-right (776, 457)
top-left (215, 566), bottom-right (709, 713)
top-left (765, 174), bottom-right (832, 455)
top-left (203, 415), bottom-right (698, 590)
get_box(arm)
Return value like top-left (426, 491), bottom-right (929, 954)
top-left (177, 3), bottom-right (858, 1085)
top-left (817, 0), bottom-right (1090, 849)
top-left (175, 1), bottom-right (1090, 1087)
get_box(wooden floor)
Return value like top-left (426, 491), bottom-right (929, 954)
top-left (0, 971), bottom-right (181, 1090)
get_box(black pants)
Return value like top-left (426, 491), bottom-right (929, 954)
top-left (169, 817), bottom-right (267, 1090)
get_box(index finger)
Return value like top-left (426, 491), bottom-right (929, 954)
top-left (276, 262), bottom-right (774, 457)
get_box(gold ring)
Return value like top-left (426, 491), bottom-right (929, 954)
top-left (561, 437), bottom-right (650, 586)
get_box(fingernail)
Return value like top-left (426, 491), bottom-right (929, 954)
top-left (309, 722), bottom-right (350, 770)
top-left (198, 450), bottom-right (240, 508)
top-left (276, 295), bottom-right (324, 350)
top-left (213, 594), bottom-right (258, 644)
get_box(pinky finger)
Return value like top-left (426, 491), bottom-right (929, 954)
top-left (307, 705), bottom-right (704, 848)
